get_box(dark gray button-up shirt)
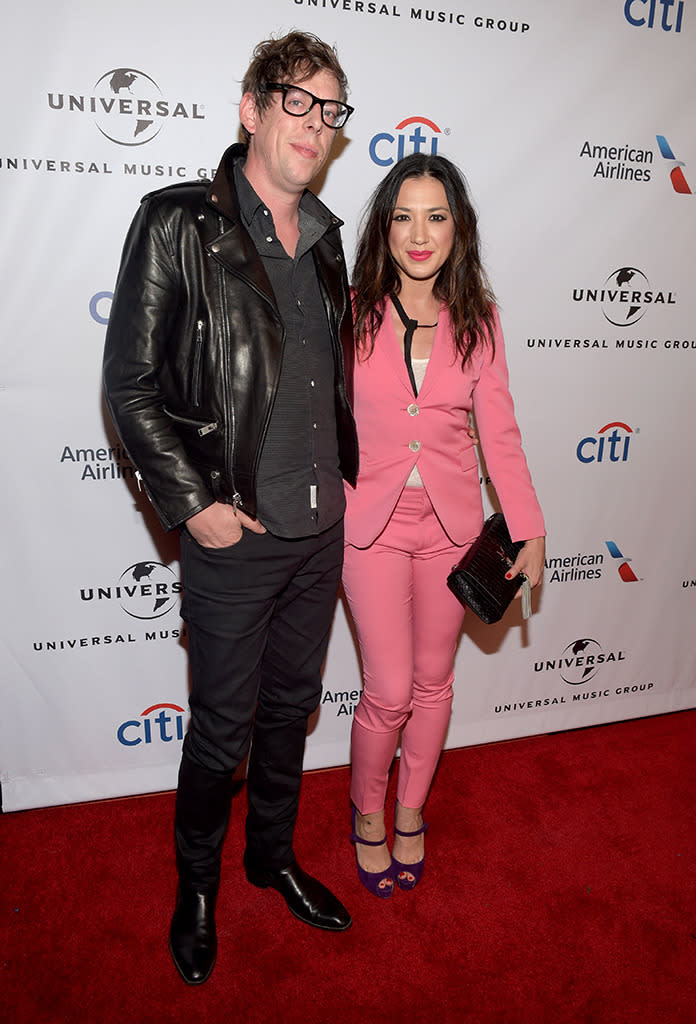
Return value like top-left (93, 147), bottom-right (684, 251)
top-left (233, 160), bottom-right (345, 538)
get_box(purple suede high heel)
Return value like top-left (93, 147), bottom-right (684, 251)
top-left (350, 807), bottom-right (394, 899)
top-left (391, 819), bottom-right (429, 890)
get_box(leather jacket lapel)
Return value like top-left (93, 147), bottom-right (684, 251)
top-left (206, 224), bottom-right (279, 314)
top-left (204, 145), bottom-right (279, 313)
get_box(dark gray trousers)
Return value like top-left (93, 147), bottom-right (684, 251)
top-left (174, 519), bottom-right (343, 890)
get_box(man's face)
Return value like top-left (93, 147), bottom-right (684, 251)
top-left (241, 68), bottom-right (341, 199)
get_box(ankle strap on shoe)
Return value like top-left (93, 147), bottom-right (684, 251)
top-left (394, 821), bottom-right (429, 838)
top-left (350, 831), bottom-right (388, 847)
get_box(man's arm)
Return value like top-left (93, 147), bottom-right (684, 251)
top-left (103, 197), bottom-right (216, 531)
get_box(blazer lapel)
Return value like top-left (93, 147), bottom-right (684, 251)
top-left (412, 306), bottom-right (451, 402)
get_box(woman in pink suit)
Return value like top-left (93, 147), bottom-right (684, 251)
top-left (344, 154), bottom-right (545, 897)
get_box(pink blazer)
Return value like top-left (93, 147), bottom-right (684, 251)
top-left (344, 301), bottom-right (545, 548)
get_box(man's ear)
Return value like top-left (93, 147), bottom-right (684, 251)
top-left (239, 92), bottom-right (258, 137)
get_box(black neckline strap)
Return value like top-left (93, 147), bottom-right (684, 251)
top-left (390, 292), bottom-right (437, 397)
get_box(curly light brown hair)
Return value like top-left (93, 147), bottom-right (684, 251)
top-left (240, 31), bottom-right (349, 141)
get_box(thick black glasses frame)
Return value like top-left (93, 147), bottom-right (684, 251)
top-left (261, 82), bottom-right (354, 129)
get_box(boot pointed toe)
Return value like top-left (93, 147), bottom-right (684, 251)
top-left (169, 887), bottom-right (218, 985)
top-left (245, 857), bottom-right (351, 931)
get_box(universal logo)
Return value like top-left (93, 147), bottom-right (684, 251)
top-left (47, 68), bottom-right (204, 146)
top-left (573, 267), bottom-right (676, 327)
top-left (535, 638), bottom-right (626, 685)
top-left (80, 562), bottom-right (182, 619)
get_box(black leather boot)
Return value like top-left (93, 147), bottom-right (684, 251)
top-left (169, 885), bottom-right (218, 985)
top-left (174, 753), bottom-right (238, 890)
top-left (170, 754), bottom-right (237, 984)
top-left (245, 853), bottom-right (352, 931)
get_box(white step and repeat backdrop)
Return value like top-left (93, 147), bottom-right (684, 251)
top-left (2, 1), bottom-right (695, 811)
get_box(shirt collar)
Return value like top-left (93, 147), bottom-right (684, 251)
top-left (233, 158), bottom-right (266, 227)
top-left (232, 157), bottom-right (333, 241)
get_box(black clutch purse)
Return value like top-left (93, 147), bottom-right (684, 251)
top-left (447, 513), bottom-right (526, 624)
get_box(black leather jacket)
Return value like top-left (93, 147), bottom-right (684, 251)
top-left (103, 144), bottom-right (358, 531)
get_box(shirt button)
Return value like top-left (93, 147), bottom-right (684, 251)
top-left (313, 423), bottom-right (317, 429)
top-left (265, 236), bottom-right (273, 243)
top-left (263, 209), bottom-right (269, 216)
top-left (407, 403), bottom-right (419, 416)
top-left (310, 380), bottom-right (315, 387)
top-left (409, 440), bottom-right (421, 452)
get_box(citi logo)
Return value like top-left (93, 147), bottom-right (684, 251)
top-left (90, 291), bottom-right (113, 325)
top-left (117, 702), bottom-right (187, 747)
top-left (624, 0), bottom-right (684, 32)
top-left (576, 421), bottom-right (635, 464)
top-left (369, 116), bottom-right (443, 167)
top-left (656, 135), bottom-right (693, 195)
top-left (605, 541), bottom-right (641, 582)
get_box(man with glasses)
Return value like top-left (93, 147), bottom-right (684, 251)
top-left (103, 31), bottom-right (357, 985)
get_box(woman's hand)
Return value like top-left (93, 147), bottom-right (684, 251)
top-left (507, 536), bottom-right (545, 592)
top-left (467, 412), bottom-right (479, 445)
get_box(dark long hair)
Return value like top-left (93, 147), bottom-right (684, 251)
top-left (352, 153), bottom-right (496, 366)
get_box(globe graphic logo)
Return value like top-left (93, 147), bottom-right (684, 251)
top-left (559, 638), bottom-right (603, 685)
top-left (601, 267), bottom-right (649, 327)
top-left (118, 562), bottom-right (180, 619)
top-left (93, 68), bottom-right (164, 146)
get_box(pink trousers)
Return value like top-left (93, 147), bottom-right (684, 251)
top-left (343, 487), bottom-right (468, 813)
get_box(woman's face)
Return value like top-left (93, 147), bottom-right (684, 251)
top-left (387, 175), bottom-right (456, 285)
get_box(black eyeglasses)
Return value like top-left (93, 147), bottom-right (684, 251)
top-left (261, 83), bottom-right (354, 130)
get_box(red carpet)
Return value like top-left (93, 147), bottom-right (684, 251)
top-left (2, 710), bottom-right (695, 1023)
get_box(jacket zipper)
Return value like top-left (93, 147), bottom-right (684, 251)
top-left (215, 214), bottom-right (284, 509)
top-left (192, 319), bottom-right (205, 407)
top-left (215, 221), bottom-right (242, 507)
top-left (163, 405), bottom-right (218, 437)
